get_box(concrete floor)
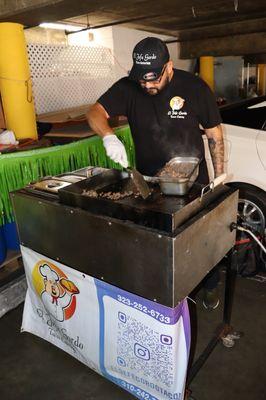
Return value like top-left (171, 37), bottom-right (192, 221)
top-left (0, 273), bottom-right (265, 400)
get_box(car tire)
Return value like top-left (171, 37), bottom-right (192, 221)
top-left (229, 184), bottom-right (266, 274)
top-left (231, 184), bottom-right (266, 235)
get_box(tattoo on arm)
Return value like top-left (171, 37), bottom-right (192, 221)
top-left (208, 138), bottom-right (224, 176)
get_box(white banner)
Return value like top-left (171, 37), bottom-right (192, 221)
top-left (21, 245), bottom-right (191, 400)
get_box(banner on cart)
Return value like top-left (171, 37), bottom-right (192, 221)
top-left (21, 246), bottom-right (191, 400)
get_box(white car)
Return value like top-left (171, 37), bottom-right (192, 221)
top-left (205, 96), bottom-right (266, 236)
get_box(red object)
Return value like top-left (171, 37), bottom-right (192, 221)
top-left (51, 296), bottom-right (58, 305)
top-left (0, 143), bottom-right (17, 151)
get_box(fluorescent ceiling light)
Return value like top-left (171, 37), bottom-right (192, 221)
top-left (39, 22), bottom-right (82, 32)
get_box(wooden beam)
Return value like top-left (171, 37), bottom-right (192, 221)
top-left (176, 17), bottom-right (266, 42)
top-left (180, 32), bottom-right (266, 59)
top-left (244, 53), bottom-right (266, 64)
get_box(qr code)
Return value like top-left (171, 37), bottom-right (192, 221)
top-left (117, 312), bottom-right (174, 387)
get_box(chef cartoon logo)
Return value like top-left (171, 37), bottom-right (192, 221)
top-left (32, 261), bottom-right (79, 322)
top-left (168, 96), bottom-right (187, 119)
top-left (170, 96), bottom-right (185, 111)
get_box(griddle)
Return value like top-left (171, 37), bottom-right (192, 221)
top-left (12, 168), bottom-right (238, 305)
top-left (58, 169), bottom-right (226, 234)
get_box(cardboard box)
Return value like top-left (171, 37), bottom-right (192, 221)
top-left (37, 105), bottom-right (90, 124)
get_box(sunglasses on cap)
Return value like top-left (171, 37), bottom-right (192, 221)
top-left (139, 64), bottom-right (167, 85)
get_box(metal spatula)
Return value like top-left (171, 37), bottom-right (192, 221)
top-left (126, 168), bottom-right (151, 199)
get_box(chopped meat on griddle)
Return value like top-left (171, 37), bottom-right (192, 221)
top-left (82, 189), bottom-right (136, 200)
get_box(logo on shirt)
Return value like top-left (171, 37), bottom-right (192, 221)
top-left (168, 96), bottom-right (187, 119)
top-left (170, 96), bottom-right (185, 110)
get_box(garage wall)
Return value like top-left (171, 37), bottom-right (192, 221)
top-left (27, 43), bottom-right (116, 114)
top-left (214, 56), bottom-right (258, 101)
top-left (112, 26), bottom-right (178, 79)
top-left (25, 26), bottom-right (67, 44)
top-left (84, 26), bottom-right (194, 75)
top-left (25, 25), bottom-right (193, 76)
top-left (214, 56), bottom-right (243, 101)
top-left (24, 25), bottom-right (194, 113)
top-left (112, 27), bottom-right (194, 79)
top-left (67, 27), bottom-right (114, 52)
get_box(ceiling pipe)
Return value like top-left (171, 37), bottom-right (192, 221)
top-left (65, 14), bottom-right (161, 35)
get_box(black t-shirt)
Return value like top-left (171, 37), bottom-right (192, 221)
top-left (98, 69), bottom-right (222, 178)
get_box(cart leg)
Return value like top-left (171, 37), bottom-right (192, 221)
top-left (185, 388), bottom-right (197, 400)
top-left (221, 248), bottom-right (243, 347)
top-left (223, 248), bottom-right (237, 326)
top-left (187, 247), bottom-right (243, 389)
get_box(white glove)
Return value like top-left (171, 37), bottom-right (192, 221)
top-left (102, 134), bottom-right (128, 168)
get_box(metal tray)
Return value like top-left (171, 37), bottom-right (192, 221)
top-left (29, 179), bottom-right (72, 193)
top-left (53, 174), bottom-right (85, 184)
top-left (144, 157), bottom-right (200, 195)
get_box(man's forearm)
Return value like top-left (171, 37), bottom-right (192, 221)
top-left (205, 125), bottom-right (224, 177)
top-left (86, 103), bottom-right (113, 138)
top-left (208, 137), bottom-right (224, 176)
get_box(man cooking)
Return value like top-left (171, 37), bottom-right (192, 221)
top-left (86, 37), bottom-right (224, 310)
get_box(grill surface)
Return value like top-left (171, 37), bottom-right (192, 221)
top-left (58, 169), bottom-right (228, 234)
top-left (11, 168), bottom-right (238, 305)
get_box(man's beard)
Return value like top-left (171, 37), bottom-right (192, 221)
top-left (144, 87), bottom-right (159, 96)
top-left (142, 76), bottom-right (171, 96)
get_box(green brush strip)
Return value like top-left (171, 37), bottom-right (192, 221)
top-left (0, 125), bottom-right (135, 225)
